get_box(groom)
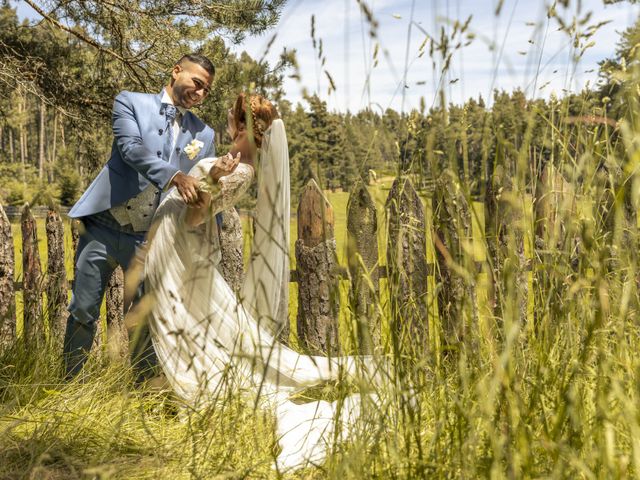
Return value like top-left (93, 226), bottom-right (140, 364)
top-left (63, 53), bottom-right (216, 379)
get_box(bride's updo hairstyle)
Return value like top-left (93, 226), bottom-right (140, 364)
top-left (232, 93), bottom-right (279, 148)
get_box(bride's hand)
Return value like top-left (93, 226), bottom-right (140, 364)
top-left (210, 152), bottom-right (241, 182)
top-left (185, 187), bottom-right (212, 226)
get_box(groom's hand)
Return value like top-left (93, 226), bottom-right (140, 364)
top-left (170, 172), bottom-right (201, 205)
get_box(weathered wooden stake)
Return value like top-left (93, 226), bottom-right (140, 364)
top-left (218, 208), bottom-right (245, 292)
top-left (424, 197), bottom-right (441, 362)
top-left (534, 164), bottom-right (577, 334)
top-left (346, 180), bottom-right (379, 353)
top-left (0, 203), bottom-right (16, 346)
top-left (92, 267), bottom-right (125, 355)
top-left (386, 177), bottom-right (429, 349)
top-left (295, 179), bottom-right (339, 355)
top-left (21, 204), bottom-right (44, 343)
top-left (432, 174), bottom-right (476, 349)
top-left (486, 182), bottom-right (531, 326)
top-left (70, 218), bottom-right (80, 274)
top-left (471, 200), bottom-right (495, 358)
top-left (105, 266), bottom-right (128, 360)
top-left (523, 193), bottom-right (535, 328)
top-left (535, 163), bottom-right (576, 248)
top-left (45, 209), bottom-right (67, 345)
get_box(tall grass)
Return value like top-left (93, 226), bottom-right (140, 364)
top-left (0, 342), bottom-right (278, 478)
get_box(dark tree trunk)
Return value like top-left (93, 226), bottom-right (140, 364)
top-left (39, 99), bottom-right (46, 179)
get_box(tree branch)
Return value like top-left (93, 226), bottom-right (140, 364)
top-left (23, 0), bottom-right (127, 63)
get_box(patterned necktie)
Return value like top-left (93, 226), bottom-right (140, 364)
top-left (164, 104), bottom-right (177, 161)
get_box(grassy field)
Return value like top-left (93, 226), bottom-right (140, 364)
top-left (5, 145), bottom-right (640, 479)
top-left (5, 77), bottom-right (640, 480)
top-left (4, 163), bottom-right (640, 479)
top-left (2, 158), bottom-right (637, 479)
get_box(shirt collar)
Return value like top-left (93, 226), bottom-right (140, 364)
top-left (161, 89), bottom-right (186, 116)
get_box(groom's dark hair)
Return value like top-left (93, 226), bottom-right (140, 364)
top-left (178, 53), bottom-right (215, 76)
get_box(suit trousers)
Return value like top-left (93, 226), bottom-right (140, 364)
top-left (62, 215), bottom-right (157, 381)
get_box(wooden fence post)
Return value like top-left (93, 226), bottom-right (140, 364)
top-left (218, 208), bottom-right (245, 292)
top-left (534, 163), bottom-right (577, 335)
top-left (0, 202), bottom-right (16, 346)
top-left (295, 179), bottom-right (339, 355)
top-left (432, 174), bottom-right (476, 351)
top-left (471, 199), bottom-right (495, 357)
top-left (523, 193), bottom-right (535, 328)
top-left (93, 269), bottom-right (127, 359)
top-left (21, 204), bottom-right (44, 344)
top-left (386, 176), bottom-right (429, 350)
top-left (70, 218), bottom-right (80, 265)
top-left (424, 196), bottom-right (441, 362)
top-left (104, 266), bottom-right (128, 360)
top-left (486, 183), bottom-right (533, 331)
top-left (46, 209), bottom-right (67, 345)
top-left (535, 163), bottom-right (576, 248)
top-left (346, 180), bottom-right (379, 353)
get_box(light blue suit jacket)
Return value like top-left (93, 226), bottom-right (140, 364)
top-left (69, 90), bottom-right (215, 218)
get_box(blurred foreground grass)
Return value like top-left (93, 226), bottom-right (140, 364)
top-left (5, 125), bottom-right (640, 478)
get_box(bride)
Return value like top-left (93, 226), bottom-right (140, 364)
top-left (144, 93), bottom-right (384, 471)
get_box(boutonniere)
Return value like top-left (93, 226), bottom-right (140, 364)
top-left (184, 139), bottom-right (204, 160)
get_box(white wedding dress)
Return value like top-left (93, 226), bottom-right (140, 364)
top-left (145, 120), bottom-right (382, 471)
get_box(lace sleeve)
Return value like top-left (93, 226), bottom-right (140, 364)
top-left (199, 162), bottom-right (254, 216)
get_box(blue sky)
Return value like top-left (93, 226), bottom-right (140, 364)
top-left (14, 0), bottom-right (640, 113)
top-left (231, 0), bottom-right (640, 112)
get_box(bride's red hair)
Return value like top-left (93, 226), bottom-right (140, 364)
top-left (231, 93), bottom-right (279, 148)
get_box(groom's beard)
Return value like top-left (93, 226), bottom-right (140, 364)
top-left (173, 86), bottom-right (201, 110)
